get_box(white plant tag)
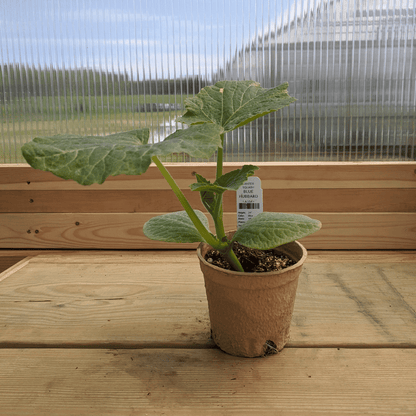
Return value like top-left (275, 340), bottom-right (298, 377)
top-left (236, 176), bottom-right (263, 229)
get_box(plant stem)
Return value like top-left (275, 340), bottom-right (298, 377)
top-left (214, 133), bottom-right (226, 240)
top-left (151, 156), bottom-right (220, 249)
top-left (226, 248), bottom-right (245, 273)
top-left (212, 194), bottom-right (226, 241)
top-left (216, 134), bottom-right (224, 180)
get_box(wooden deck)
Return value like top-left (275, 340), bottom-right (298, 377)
top-left (1, 250), bottom-right (416, 415)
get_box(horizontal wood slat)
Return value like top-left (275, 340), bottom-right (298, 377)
top-left (1, 348), bottom-right (415, 415)
top-left (2, 188), bottom-right (415, 213)
top-left (1, 212), bottom-right (415, 249)
top-left (2, 162), bottom-right (416, 190)
top-left (2, 250), bottom-right (416, 263)
top-left (1, 252), bottom-right (415, 348)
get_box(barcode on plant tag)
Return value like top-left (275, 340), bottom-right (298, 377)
top-left (236, 177), bottom-right (263, 229)
top-left (239, 203), bottom-right (260, 210)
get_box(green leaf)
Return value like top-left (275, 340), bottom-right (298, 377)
top-left (143, 210), bottom-right (210, 243)
top-left (156, 124), bottom-right (223, 159)
top-left (194, 174), bottom-right (217, 215)
top-left (215, 165), bottom-right (259, 190)
top-left (190, 181), bottom-right (226, 194)
top-left (177, 81), bottom-right (296, 132)
top-left (21, 129), bottom-right (151, 185)
top-left (190, 165), bottom-right (258, 194)
top-left (21, 125), bottom-right (223, 186)
top-left (232, 212), bottom-right (322, 250)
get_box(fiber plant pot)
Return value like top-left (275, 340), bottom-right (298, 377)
top-left (197, 237), bottom-right (307, 358)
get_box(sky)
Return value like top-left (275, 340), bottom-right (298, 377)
top-left (1, 0), bottom-right (289, 81)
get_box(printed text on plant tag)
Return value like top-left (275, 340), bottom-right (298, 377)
top-left (237, 176), bottom-right (263, 228)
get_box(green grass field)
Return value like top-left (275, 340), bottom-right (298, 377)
top-left (1, 94), bottom-right (190, 163)
top-left (1, 93), bottom-right (189, 120)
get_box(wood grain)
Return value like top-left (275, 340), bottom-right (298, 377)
top-left (0, 251), bottom-right (211, 348)
top-left (0, 348), bottom-right (415, 415)
top-left (2, 162), bottom-right (415, 190)
top-left (2, 249), bottom-right (416, 263)
top-left (1, 162), bottom-right (415, 250)
top-left (0, 256), bottom-right (27, 274)
top-left (1, 212), bottom-right (415, 249)
top-left (25, 250), bottom-right (416, 263)
top-left (1, 252), bottom-right (415, 348)
top-left (2, 188), bottom-right (415, 213)
top-left (1, 248), bottom-right (415, 415)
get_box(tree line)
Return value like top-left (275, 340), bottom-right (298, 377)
top-left (0, 64), bottom-right (210, 100)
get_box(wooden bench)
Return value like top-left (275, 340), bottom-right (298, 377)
top-left (0, 250), bottom-right (416, 414)
top-left (0, 162), bottom-right (415, 414)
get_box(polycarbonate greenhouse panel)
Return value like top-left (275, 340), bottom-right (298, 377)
top-left (1, 0), bottom-right (415, 163)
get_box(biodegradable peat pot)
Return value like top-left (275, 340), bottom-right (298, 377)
top-left (197, 238), bottom-right (307, 358)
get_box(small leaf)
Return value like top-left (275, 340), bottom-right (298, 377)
top-left (177, 81), bottom-right (296, 132)
top-left (21, 125), bottom-right (223, 186)
top-left (232, 212), bottom-right (322, 250)
top-left (194, 174), bottom-right (217, 215)
top-left (200, 191), bottom-right (217, 216)
top-left (190, 165), bottom-right (258, 194)
top-left (190, 181), bottom-right (226, 194)
top-left (143, 210), bottom-right (210, 243)
top-left (215, 165), bottom-right (259, 190)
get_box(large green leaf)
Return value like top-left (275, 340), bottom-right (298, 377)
top-left (232, 212), bottom-right (322, 250)
top-left (143, 210), bottom-right (210, 243)
top-left (190, 165), bottom-right (259, 194)
top-left (21, 125), bottom-right (223, 185)
top-left (177, 81), bottom-right (296, 132)
top-left (157, 124), bottom-right (223, 158)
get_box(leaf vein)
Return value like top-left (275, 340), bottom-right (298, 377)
top-left (223, 83), bottom-right (263, 127)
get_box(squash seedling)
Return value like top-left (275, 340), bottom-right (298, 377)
top-left (21, 80), bottom-right (321, 272)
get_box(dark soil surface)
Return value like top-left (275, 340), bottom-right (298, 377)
top-left (204, 241), bottom-right (295, 273)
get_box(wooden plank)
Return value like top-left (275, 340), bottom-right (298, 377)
top-left (305, 250), bottom-right (416, 263)
top-left (0, 189), bottom-right (206, 213)
top-left (0, 348), bottom-right (415, 415)
top-left (305, 212), bottom-right (416, 250)
top-left (0, 257), bottom-right (33, 283)
top-left (1, 252), bottom-right (415, 348)
top-left (0, 256), bottom-right (27, 274)
top-left (2, 162), bottom-right (415, 190)
top-left (1, 212), bottom-right (415, 249)
top-left (291, 261), bottom-right (416, 347)
top-left (0, 251), bottom-right (211, 348)
top-left (1, 249), bottom-right (416, 263)
top-left (25, 250), bottom-right (416, 264)
top-left (0, 212), bottom-right (199, 249)
top-left (2, 188), bottom-right (415, 213)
